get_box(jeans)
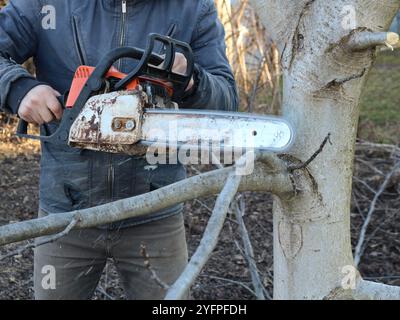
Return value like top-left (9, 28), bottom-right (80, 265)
top-left (33, 212), bottom-right (188, 300)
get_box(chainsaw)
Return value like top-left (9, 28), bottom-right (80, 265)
top-left (16, 33), bottom-right (294, 156)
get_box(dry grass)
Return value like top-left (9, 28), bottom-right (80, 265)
top-left (0, 115), bottom-right (40, 159)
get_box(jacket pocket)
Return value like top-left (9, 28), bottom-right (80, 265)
top-left (61, 150), bottom-right (91, 210)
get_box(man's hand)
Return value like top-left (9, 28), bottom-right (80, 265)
top-left (172, 53), bottom-right (194, 92)
top-left (18, 85), bottom-right (63, 125)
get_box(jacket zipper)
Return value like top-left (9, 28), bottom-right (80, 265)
top-left (72, 16), bottom-right (86, 65)
top-left (108, 1), bottom-right (127, 203)
top-left (117, 0), bottom-right (127, 70)
top-left (166, 23), bottom-right (177, 38)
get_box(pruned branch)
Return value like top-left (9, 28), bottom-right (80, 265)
top-left (347, 31), bottom-right (399, 51)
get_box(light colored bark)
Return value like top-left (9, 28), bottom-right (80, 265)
top-left (249, 0), bottom-right (400, 299)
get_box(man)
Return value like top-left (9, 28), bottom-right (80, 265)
top-left (0, 0), bottom-right (238, 299)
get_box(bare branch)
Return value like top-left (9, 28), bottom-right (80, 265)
top-left (233, 197), bottom-right (266, 300)
top-left (0, 215), bottom-right (80, 262)
top-left (356, 140), bottom-right (400, 156)
top-left (354, 161), bottom-right (400, 266)
top-left (0, 164), bottom-right (292, 247)
top-left (165, 155), bottom-right (248, 300)
top-left (256, 151), bottom-right (288, 172)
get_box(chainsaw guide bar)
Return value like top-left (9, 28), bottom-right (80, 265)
top-left (68, 90), bottom-right (293, 155)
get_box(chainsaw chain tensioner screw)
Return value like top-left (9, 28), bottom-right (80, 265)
top-left (125, 120), bottom-right (136, 131)
top-left (114, 119), bottom-right (122, 129)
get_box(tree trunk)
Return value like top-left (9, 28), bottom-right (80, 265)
top-left (249, 0), bottom-right (400, 299)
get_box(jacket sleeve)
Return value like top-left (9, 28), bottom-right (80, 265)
top-left (0, 0), bottom-right (43, 114)
top-left (180, 0), bottom-right (239, 112)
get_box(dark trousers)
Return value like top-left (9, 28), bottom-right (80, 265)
top-left (34, 213), bottom-right (188, 300)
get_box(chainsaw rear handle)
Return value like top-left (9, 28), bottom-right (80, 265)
top-left (16, 95), bottom-right (65, 140)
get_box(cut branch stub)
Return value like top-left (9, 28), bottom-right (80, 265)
top-left (347, 31), bottom-right (400, 51)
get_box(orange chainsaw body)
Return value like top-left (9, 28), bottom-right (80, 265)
top-left (65, 65), bottom-right (174, 109)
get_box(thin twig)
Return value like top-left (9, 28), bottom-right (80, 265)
top-left (194, 198), bottom-right (238, 224)
top-left (140, 243), bottom-right (170, 291)
top-left (0, 215), bottom-right (80, 262)
top-left (289, 133), bottom-right (332, 171)
top-left (213, 151), bottom-right (268, 299)
top-left (233, 197), bottom-right (266, 300)
top-left (354, 161), bottom-right (400, 267)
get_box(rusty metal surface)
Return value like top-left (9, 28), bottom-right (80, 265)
top-left (69, 90), bottom-right (146, 153)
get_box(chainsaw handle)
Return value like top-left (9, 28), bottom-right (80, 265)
top-left (113, 33), bottom-right (194, 100)
top-left (91, 46), bottom-right (165, 88)
top-left (16, 95), bottom-right (65, 140)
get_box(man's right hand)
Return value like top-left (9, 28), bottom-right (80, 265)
top-left (18, 85), bottom-right (63, 125)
